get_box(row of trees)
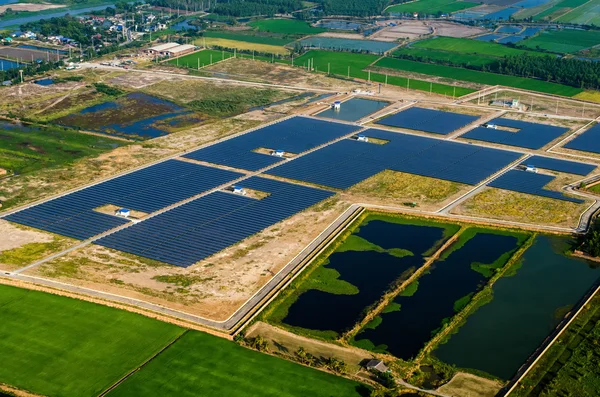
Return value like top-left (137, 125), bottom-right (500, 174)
top-left (318, 0), bottom-right (390, 16)
top-left (209, 0), bottom-right (302, 16)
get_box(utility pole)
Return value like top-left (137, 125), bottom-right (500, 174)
top-left (347, 66), bottom-right (350, 78)
top-left (453, 86), bottom-right (456, 99)
top-left (19, 69), bottom-right (23, 84)
top-left (327, 62), bottom-right (330, 75)
top-left (430, 82), bottom-right (432, 95)
top-left (210, 54), bottom-right (212, 64)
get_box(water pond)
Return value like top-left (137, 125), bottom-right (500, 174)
top-left (54, 92), bottom-right (201, 140)
top-left (352, 230), bottom-right (523, 359)
top-left (316, 97), bottom-right (389, 122)
top-left (282, 219), bottom-right (454, 336)
top-left (35, 78), bottom-right (54, 86)
top-left (434, 235), bottom-right (600, 380)
top-left (298, 37), bottom-right (397, 54)
top-left (0, 58), bottom-right (20, 71)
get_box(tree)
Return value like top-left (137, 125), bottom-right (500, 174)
top-left (249, 335), bottom-right (269, 352)
top-left (324, 357), bottom-right (346, 373)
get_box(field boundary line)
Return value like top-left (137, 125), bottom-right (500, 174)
top-left (341, 226), bottom-right (466, 342)
top-left (98, 329), bottom-right (190, 397)
top-left (503, 284), bottom-right (600, 396)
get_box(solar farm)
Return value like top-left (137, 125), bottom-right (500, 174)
top-left (564, 123), bottom-right (600, 154)
top-left (375, 106), bottom-right (479, 135)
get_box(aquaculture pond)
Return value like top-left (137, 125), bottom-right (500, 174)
top-left (434, 235), bottom-right (600, 380)
top-left (352, 229), bottom-right (526, 359)
top-left (0, 58), bottom-right (20, 71)
top-left (54, 92), bottom-right (202, 140)
top-left (279, 216), bottom-right (459, 338)
top-left (316, 98), bottom-right (389, 122)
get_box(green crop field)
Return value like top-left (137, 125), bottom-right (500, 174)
top-left (167, 49), bottom-right (234, 68)
top-left (108, 332), bottom-right (367, 397)
top-left (393, 47), bottom-right (496, 68)
top-left (411, 37), bottom-right (546, 58)
top-left (386, 0), bottom-right (477, 14)
top-left (203, 31), bottom-right (294, 46)
top-left (0, 284), bottom-right (184, 397)
top-left (294, 50), bottom-right (475, 97)
top-left (248, 18), bottom-right (326, 34)
top-left (531, 0), bottom-right (589, 20)
top-left (521, 29), bottom-right (600, 53)
top-left (374, 57), bottom-right (583, 96)
top-left (0, 123), bottom-right (125, 176)
top-left (556, 0), bottom-right (600, 25)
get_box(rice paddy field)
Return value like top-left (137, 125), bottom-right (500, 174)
top-left (393, 47), bottom-right (496, 68)
top-left (294, 50), bottom-right (475, 96)
top-left (248, 18), bottom-right (326, 34)
top-left (386, 0), bottom-right (478, 14)
top-left (0, 120), bottom-right (125, 176)
top-left (410, 37), bottom-right (546, 58)
top-left (0, 283), bottom-right (368, 397)
top-left (373, 57), bottom-right (583, 96)
top-left (521, 29), bottom-right (600, 53)
top-left (530, 0), bottom-right (589, 20)
top-left (556, 0), bottom-right (600, 25)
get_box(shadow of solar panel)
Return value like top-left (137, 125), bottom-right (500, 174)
top-left (461, 118), bottom-right (568, 149)
top-left (564, 124), bottom-right (600, 154)
top-left (182, 116), bottom-right (361, 171)
top-left (268, 128), bottom-right (522, 189)
top-left (5, 160), bottom-right (244, 240)
top-left (375, 107), bottom-right (479, 135)
top-left (96, 177), bottom-right (335, 267)
top-left (522, 156), bottom-right (596, 176)
top-left (488, 170), bottom-right (584, 203)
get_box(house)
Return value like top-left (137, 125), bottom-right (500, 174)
top-left (163, 44), bottom-right (196, 58)
top-left (356, 134), bottom-right (369, 142)
top-left (525, 165), bottom-right (538, 173)
top-left (332, 100), bottom-right (341, 110)
top-left (271, 149), bottom-right (285, 157)
top-left (366, 359), bottom-right (389, 373)
top-left (485, 123), bottom-right (497, 129)
top-left (115, 208), bottom-right (131, 218)
top-left (2, 81), bottom-right (12, 86)
top-left (2, 37), bottom-right (12, 43)
top-left (144, 42), bottom-right (180, 56)
top-left (232, 186), bottom-right (246, 195)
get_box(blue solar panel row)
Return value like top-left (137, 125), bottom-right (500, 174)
top-left (564, 124), bottom-right (600, 154)
top-left (376, 107), bottom-right (479, 135)
top-left (522, 156), bottom-right (596, 176)
top-left (268, 129), bottom-right (522, 189)
top-left (461, 118), bottom-right (568, 149)
top-left (182, 116), bottom-right (360, 171)
top-left (5, 160), bottom-right (243, 240)
top-left (96, 177), bottom-right (334, 267)
top-left (488, 170), bottom-right (584, 203)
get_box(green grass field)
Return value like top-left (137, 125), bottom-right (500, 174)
top-left (0, 123), bottom-right (125, 175)
top-left (521, 29), bottom-right (600, 53)
top-left (386, 0), bottom-right (477, 14)
top-left (167, 49), bottom-right (234, 68)
top-left (294, 50), bottom-right (475, 97)
top-left (0, 284), bottom-right (368, 397)
top-left (531, 0), bottom-right (588, 20)
top-left (374, 57), bottom-right (583, 96)
top-left (393, 47), bottom-right (496, 68)
top-left (556, 0), bottom-right (600, 25)
top-left (0, 284), bottom-right (184, 397)
top-left (248, 18), bottom-right (326, 34)
top-left (411, 37), bottom-right (546, 58)
top-left (107, 331), bottom-right (367, 397)
top-left (203, 31), bottom-right (294, 46)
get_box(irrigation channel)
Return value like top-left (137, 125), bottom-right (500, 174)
top-left (266, 212), bottom-right (600, 383)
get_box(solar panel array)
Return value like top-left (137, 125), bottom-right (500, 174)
top-left (5, 160), bottom-right (243, 240)
top-left (268, 129), bottom-right (522, 189)
top-left (96, 177), bottom-right (334, 267)
top-left (564, 124), bottom-right (600, 154)
top-left (522, 156), bottom-right (596, 176)
top-left (488, 170), bottom-right (584, 203)
top-left (182, 117), bottom-right (360, 171)
top-left (461, 118), bottom-right (568, 149)
top-left (375, 107), bottom-right (479, 135)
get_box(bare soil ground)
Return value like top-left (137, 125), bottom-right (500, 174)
top-left (316, 32), bottom-right (365, 40)
top-left (451, 187), bottom-right (591, 228)
top-left (108, 71), bottom-right (180, 89)
top-left (428, 21), bottom-right (487, 38)
top-left (24, 197), bottom-right (349, 321)
top-left (370, 21), bottom-right (432, 42)
top-left (0, 3), bottom-right (64, 13)
top-left (203, 58), bottom-right (360, 91)
top-left (0, 220), bottom-right (52, 252)
top-left (340, 170), bottom-right (471, 212)
top-left (437, 372), bottom-right (504, 397)
top-left (246, 321), bottom-right (370, 373)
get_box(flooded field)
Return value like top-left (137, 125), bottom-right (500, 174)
top-left (434, 235), bottom-right (600, 379)
top-left (352, 229), bottom-right (527, 359)
top-left (54, 92), bottom-right (202, 140)
top-left (316, 98), bottom-right (389, 122)
top-left (270, 214), bottom-right (459, 339)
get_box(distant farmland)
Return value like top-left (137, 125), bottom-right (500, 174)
top-left (386, 0), bottom-right (477, 14)
top-left (374, 57), bottom-right (583, 96)
top-left (393, 47), bottom-right (496, 68)
top-left (167, 49), bottom-right (234, 68)
top-left (521, 29), bottom-right (600, 53)
top-left (249, 18), bottom-right (326, 34)
top-left (411, 37), bottom-right (547, 58)
top-left (202, 31), bottom-right (294, 46)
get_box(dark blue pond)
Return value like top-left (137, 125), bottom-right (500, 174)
top-left (354, 232), bottom-right (520, 359)
top-left (35, 78), bottom-right (54, 86)
top-left (283, 221), bottom-right (448, 334)
top-left (0, 58), bottom-right (20, 71)
top-left (18, 45), bottom-right (68, 55)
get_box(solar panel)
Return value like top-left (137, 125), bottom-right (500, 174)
top-left (182, 116), bottom-right (361, 171)
top-left (375, 107), bottom-right (479, 135)
top-left (96, 177), bottom-right (334, 267)
top-left (522, 156), bottom-right (596, 176)
top-left (5, 160), bottom-right (243, 240)
top-left (564, 124), bottom-right (600, 154)
top-left (461, 118), bottom-right (568, 149)
top-left (268, 128), bottom-right (522, 189)
top-left (488, 170), bottom-right (584, 203)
